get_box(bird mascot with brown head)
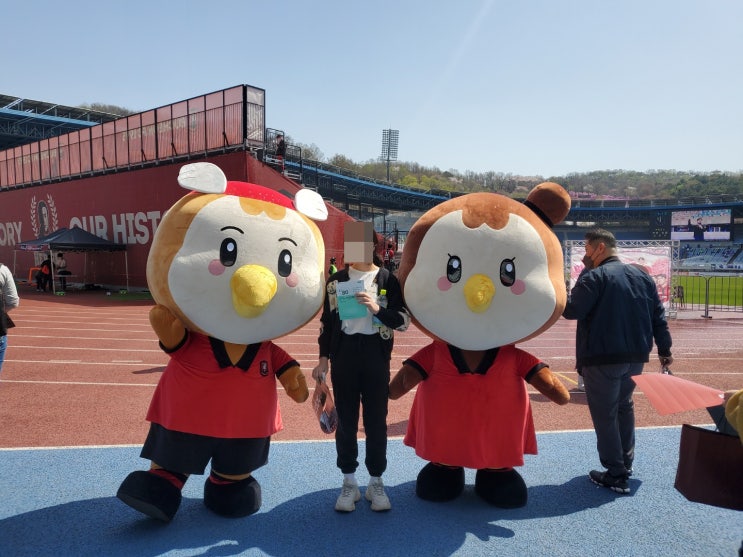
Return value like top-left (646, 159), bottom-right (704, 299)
top-left (117, 162), bottom-right (327, 522)
top-left (390, 183), bottom-right (571, 508)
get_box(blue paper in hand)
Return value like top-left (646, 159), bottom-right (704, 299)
top-left (336, 279), bottom-right (368, 320)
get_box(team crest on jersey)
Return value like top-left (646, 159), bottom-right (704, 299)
top-left (260, 361), bottom-right (269, 376)
top-left (30, 194), bottom-right (59, 238)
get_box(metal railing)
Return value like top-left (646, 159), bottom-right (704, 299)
top-left (670, 274), bottom-right (743, 317)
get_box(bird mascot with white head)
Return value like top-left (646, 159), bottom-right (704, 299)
top-left (117, 162), bottom-right (327, 521)
top-left (389, 183), bottom-right (571, 508)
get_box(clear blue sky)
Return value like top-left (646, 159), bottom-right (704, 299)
top-left (3, 0), bottom-right (742, 177)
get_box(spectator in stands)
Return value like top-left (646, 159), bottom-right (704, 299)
top-left (36, 257), bottom-right (52, 292)
top-left (55, 253), bottom-right (72, 292)
top-left (689, 217), bottom-right (706, 241)
top-left (563, 228), bottom-right (673, 495)
top-left (275, 134), bottom-right (286, 171)
top-left (384, 243), bottom-right (395, 272)
top-left (1, 261), bottom-right (20, 373)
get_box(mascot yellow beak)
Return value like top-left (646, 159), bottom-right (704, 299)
top-left (230, 264), bottom-right (278, 318)
top-left (463, 273), bottom-right (495, 313)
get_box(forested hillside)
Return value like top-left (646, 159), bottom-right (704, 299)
top-left (295, 140), bottom-right (743, 200)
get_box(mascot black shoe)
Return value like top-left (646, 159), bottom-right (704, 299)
top-left (117, 470), bottom-right (183, 523)
top-left (416, 462), bottom-right (465, 502)
top-left (474, 468), bottom-right (527, 508)
top-left (203, 473), bottom-right (262, 518)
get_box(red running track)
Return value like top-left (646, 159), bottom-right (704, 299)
top-left (1, 289), bottom-right (741, 449)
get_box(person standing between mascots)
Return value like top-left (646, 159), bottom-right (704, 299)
top-left (563, 228), bottom-right (673, 494)
top-left (0, 262), bottom-right (20, 373)
top-left (312, 222), bottom-right (408, 512)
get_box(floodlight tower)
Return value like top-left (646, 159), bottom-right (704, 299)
top-left (380, 129), bottom-right (399, 182)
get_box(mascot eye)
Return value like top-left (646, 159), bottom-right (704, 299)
top-left (220, 238), bottom-right (238, 267)
top-left (278, 249), bottom-right (293, 277)
top-left (446, 255), bottom-right (462, 283)
top-left (500, 258), bottom-right (516, 286)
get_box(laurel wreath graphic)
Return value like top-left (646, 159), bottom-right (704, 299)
top-left (47, 194), bottom-right (59, 231)
top-left (29, 194), bottom-right (59, 238)
top-left (30, 196), bottom-right (39, 237)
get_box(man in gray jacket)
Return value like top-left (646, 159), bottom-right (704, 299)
top-left (563, 229), bottom-right (672, 494)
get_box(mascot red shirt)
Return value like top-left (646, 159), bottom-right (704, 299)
top-left (146, 333), bottom-right (297, 438)
top-left (390, 183), bottom-right (572, 509)
top-left (404, 342), bottom-right (543, 469)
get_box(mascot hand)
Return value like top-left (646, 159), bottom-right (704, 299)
top-left (279, 366), bottom-right (309, 403)
top-left (149, 304), bottom-right (186, 349)
top-left (528, 367), bottom-right (570, 405)
top-left (389, 365), bottom-right (423, 400)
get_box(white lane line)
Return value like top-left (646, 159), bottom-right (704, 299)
top-left (0, 444), bottom-right (144, 451)
top-left (4, 359), bottom-right (163, 367)
top-left (3, 425), bottom-right (703, 451)
top-left (0, 379), bottom-right (156, 387)
top-left (10, 346), bottom-right (163, 353)
top-left (0, 379), bottom-right (323, 386)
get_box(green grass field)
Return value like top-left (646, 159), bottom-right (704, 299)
top-left (109, 290), bottom-right (153, 302)
top-left (675, 275), bottom-right (743, 306)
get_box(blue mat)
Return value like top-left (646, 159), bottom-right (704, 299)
top-left (0, 427), bottom-right (740, 556)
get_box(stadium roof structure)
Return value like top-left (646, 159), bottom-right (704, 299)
top-left (0, 94), bottom-right (120, 151)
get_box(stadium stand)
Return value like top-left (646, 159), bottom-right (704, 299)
top-left (679, 244), bottom-right (743, 270)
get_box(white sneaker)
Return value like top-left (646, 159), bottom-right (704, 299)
top-left (365, 477), bottom-right (391, 511)
top-left (335, 479), bottom-right (361, 512)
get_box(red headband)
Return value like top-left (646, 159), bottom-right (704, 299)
top-left (224, 181), bottom-right (294, 210)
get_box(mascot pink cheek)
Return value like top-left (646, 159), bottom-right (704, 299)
top-left (437, 276), bottom-right (453, 291)
top-left (208, 260), bottom-right (226, 276)
top-left (511, 280), bottom-right (526, 295)
top-left (285, 272), bottom-right (299, 288)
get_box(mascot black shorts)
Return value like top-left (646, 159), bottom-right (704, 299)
top-left (141, 423), bottom-right (270, 475)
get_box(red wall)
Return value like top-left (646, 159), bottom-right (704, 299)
top-left (0, 152), bottom-right (352, 288)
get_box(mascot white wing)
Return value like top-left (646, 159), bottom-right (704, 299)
top-left (177, 162), bottom-right (227, 193)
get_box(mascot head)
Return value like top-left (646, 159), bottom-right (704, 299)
top-left (397, 183), bottom-right (570, 351)
top-left (147, 162), bottom-right (327, 344)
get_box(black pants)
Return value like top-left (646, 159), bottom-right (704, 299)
top-left (141, 423), bottom-right (270, 476)
top-left (583, 362), bottom-right (642, 477)
top-left (330, 333), bottom-right (390, 477)
top-left (58, 271), bottom-right (71, 291)
top-left (36, 273), bottom-right (51, 291)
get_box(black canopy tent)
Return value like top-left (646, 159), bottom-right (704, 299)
top-left (14, 227), bottom-right (129, 291)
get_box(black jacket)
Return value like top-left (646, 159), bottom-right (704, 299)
top-left (318, 266), bottom-right (406, 360)
top-left (563, 256), bottom-right (672, 367)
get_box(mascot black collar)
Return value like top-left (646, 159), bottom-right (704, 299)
top-left (448, 345), bottom-right (500, 375)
